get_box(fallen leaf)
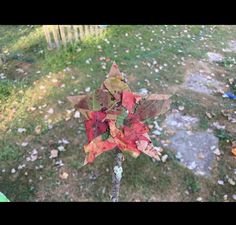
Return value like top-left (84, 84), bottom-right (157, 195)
top-left (35, 125), bottom-right (42, 134)
top-left (228, 178), bottom-right (235, 186)
top-left (58, 145), bottom-right (65, 151)
top-left (48, 108), bottom-right (54, 114)
top-left (85, 87), bottom-right (91, 92)
top-left (18, 128), bottom-right (26, 133)
top-left (21, 142), bottom-right (28, 147)
top-left (161, 154), bottom-right (168, 162)
top-left (60, 172), bottom-right (69, 180)
top-left (67, 95), bottom-right (87, 106)
top-left (74, 111), bottom-right (80, 118)
top-left (213, 148), bottom-right (221, 156)
top-left (232, 147), bottom-right (236, 156)
top-left (206, 112), bottom-right (212, 119)
top-left (50, 149), bottom-right (58, 159)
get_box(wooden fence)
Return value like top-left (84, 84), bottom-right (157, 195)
top-left (43, 25), bottom-right (104, 49)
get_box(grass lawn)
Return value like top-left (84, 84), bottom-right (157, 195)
top-left (0, 25), bottom-right (236, 201)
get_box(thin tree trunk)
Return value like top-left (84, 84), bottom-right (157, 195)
top-left (111, 148), bottom-right (123, 202)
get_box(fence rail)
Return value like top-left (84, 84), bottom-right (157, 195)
top-left (43, 25), bottom-right (104, 49)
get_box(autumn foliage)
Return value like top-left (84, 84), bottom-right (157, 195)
top-left (68, 63), bottom-right (171, 165)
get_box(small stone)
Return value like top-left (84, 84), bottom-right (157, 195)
top-left (11, 168), bottom-right (16, 174)
top-left (161, 154), bottom-right (168, 162)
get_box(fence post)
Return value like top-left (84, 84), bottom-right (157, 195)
top-left (78, 25), bottom-right (84, 41)
top-left (84, 25), bottom-right (89, 38)
top-left (43, 25), bottom-right (53, 49)
top-left (52, 25), bottom-right (60, 48)
top-left (73, 26), bottom-right (79, 41)
top-left (67, 25), bottom-right (73, 43)
top-left (59, 25), bottom-right (67, 46)
top-left (94, 25), bottom-right (99, 37)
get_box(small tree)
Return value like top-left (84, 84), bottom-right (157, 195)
top-left (68, 63), bottom-right (171, 202)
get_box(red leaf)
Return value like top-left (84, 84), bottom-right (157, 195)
top-left (136, 140), bottom-right (162, 161)
top-left (122, 91), bottom-right (141, 113)
top-left (67, 95), bottom-right (87, 107)
top-left (84, 136), bottom-right (117, 164)
top-left (135, 94), bottom-right (171, 120)
top-left (108, 62), bottom-right (122, 78)
top-left (85, 111), bottom-right (108, 143)
top-left (108, 120), bottom-right (144, 157)
top-left (124, 113), bottom-right (140, 126)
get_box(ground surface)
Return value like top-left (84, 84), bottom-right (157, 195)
top-left (0, 25), bottom-right (236, 202)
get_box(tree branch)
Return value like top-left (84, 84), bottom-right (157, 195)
top-left (111, 148), bottom-right (123, 202)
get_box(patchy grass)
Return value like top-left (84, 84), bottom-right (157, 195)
top-left (1, 25), bottom-right (236, 201)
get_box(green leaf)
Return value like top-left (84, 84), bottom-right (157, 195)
top-left (150, 137), bottom-right (158, 147)
top-left (0, 192), bottom-right (10, 202)
top-left (101, 131), bottom-right (110, 141)
top-left (103, 77), bottom-right (130, 100)
top-left (116, 107), bottom-right (128, 128)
